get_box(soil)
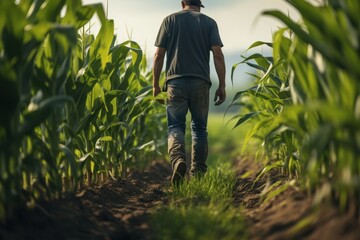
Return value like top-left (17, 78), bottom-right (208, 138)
top-left (1, 158), bottom-right (360, 240)
top-left (233, 156), bottom-right (360, 240)
top-left (0, 161), bottom-right (172, 240)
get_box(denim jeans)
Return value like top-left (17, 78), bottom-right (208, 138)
top-left (166, 77), bottom-right (210, 176)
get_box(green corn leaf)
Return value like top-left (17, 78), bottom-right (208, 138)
top-left (233, 112), bottom-right (261, 130)
top-left (2, 1), bottom-right (26, 60)
top-left (241, 53), bottom-right (272, 68)
top-left (110, 44), bottom-right (130, 68)
top-left (19, 96), bottom-right (74, 137)
top-left (231, 62), bottom-right (241, 84)
top-left (16, 0), bottom-right (33, 16)
top-left (241, 118), bottom-right (272, 154)
top-left (95, 136), bottom-right (113, 150)
top-left (83, 3), bottom-right (106, 25)
top-left (73, 105), bottom-right (102, 135)
top-left (247, 41), bottom-right (273, 50)
top-left (230, 86), bottom-right (258, 104)
top-left (36, 0), bottom-right (66, 22)
top-left (91, 122), bottom-right (130, 143)
top-left (62, 0), bottom-right (96, 29)
top-left (263, 9), bottom-right (360, 77)
top-left (265, 124), bottom-right (295, 143)
top-left (24, 22), bottom-right (52, 42)
top-left (89, 19), bottom-right (114, 71)
top-left (254, 161), bottom-right (284, 186)
top-left (52, 25), bottom-right (77, 50)
top-left (79, 152), bottom-right (92, 163)
top-left (262, 181), bottom-right (289, 204)
top-left (128, 41), bottom-right (144, 75)
top-left (59, 144), bottom-right (77, 170)
top-left (245, 62), bottom-right (282, 86)
top-left (127, 141), bottom-right (155, 160)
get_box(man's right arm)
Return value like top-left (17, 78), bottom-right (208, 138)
top-left (211, 45), bottom-right (226, 105)
top-left (152, 47), bottom-right (166, 97)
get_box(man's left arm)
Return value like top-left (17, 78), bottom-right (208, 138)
top-left (152, 47), bottom-right (166, 97)
top-left (211, 45), bottom-right (226, 105)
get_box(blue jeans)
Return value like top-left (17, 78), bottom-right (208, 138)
top-left (166, 77), bottom-right (210, 176)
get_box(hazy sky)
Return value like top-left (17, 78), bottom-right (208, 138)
top-left (80, 0), bottom-right (301, 88)
top-left (82, 0), bottom-right (300, 55)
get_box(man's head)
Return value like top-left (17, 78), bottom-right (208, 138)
top-left (182, 0), bottom-right (205, 8)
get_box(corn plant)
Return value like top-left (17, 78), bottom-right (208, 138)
top-left (231, 0), bottom-right (360, 212)
top-left (0, 0), bottom-right (167, 222)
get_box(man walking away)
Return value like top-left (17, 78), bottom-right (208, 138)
top-left (152, 0), bottom-right (226, 187)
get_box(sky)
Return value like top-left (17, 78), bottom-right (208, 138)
top-left (82, 0), bottom-right (301, 54)
top-left (81, 0), bottom-right (301, 87)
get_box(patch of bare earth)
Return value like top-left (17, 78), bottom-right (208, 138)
top-left (233, 157), bottom-right (360, 240)
top-left (0, 161), bottom-right (171, 240)
top-left (3, 157), bottom-right (359, 240)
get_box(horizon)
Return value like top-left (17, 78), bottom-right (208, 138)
top-left (81, 0), bottom-right (300, 88)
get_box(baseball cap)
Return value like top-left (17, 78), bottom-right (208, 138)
top-left (183, 0), bottom-right (205, 8)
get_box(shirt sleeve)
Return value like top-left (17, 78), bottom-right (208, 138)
top-left (209, 21), bottom-right (224, 48)
top-left (155, 18), bottom-right (168, 48)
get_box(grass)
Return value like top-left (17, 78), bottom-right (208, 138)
top-left (171, 162), bottom-right (236, 205)
top-left (151, 113), bottom-right (249, 240)
top-left (152, 164), bottom-right (247, 240)
top-left (152, 203), bottom-right (246, 240)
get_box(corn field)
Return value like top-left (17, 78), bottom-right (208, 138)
top-left (0, 0), bottom-right (167, 221)
top-left (231, 0), bottom-right (360, 212)
top-left (1, 0), bottom-right (360, 229)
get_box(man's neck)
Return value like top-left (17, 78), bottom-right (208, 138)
top-left (183, 5), bottom-right (200, 12)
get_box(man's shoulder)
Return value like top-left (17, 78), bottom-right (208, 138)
top-left (164, 11), bottom-right (184, 20)
top-left (199, 13), bottom-right (217, 24)
top-left (163, 11), bottom-right (217, 26)
top-left (165, 11), bottom-right (216, 22)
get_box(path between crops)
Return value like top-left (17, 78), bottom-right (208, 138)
top-left (1, 159), bottom-right (360, 240)
top-left (0, 161), bottom-right (171, 240)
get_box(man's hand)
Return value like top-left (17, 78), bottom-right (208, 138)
top-left (153, 84), bottom-right (161, 98)
top-left (214, 86), bottom-right (226, 105)
top-left (153, 84), bottom-right (165, 104)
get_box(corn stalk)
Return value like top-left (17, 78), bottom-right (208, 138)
top-left (231, 0), bottom-right (360, 213)
top-left (0, 0), bottom-right (167, 222)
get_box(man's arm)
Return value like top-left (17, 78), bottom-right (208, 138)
top-left (211, 45), bottom-right (226, 105)
top-left (152, 47), bottom-right (166, 97)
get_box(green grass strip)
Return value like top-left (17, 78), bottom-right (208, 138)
top-left (152, 162), bottom-right (247, 240)
top-left (152, 203), bottom-right (247, 240)
top-left (171, 163), bottom-right (236, 205)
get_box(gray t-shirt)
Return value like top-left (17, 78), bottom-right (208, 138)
top-left (155, 10), bottom-right (223, 83)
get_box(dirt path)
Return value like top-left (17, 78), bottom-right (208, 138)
top-left (0, 161), bottom-right (171, 240)
top-left (2, 158), bottom-right (360, 240)
top-left (233, 157), bottom-right (360, 240)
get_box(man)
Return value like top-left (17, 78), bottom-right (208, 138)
top-left (152, 0), bottom-right (226, 186)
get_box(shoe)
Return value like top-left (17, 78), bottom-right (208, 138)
top-left (171, 161), bottom-right (187, 187)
